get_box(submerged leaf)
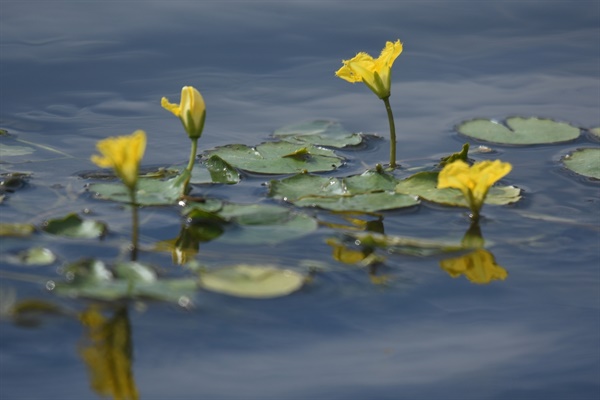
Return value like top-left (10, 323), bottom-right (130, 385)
top-left (199, 264), bottom-right (305, 298)
top-left (457, 117), bottom-right (580, 145)
top-left (562, 148), bottom-right (600, 179)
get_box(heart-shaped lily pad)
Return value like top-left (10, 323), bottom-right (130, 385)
top-left (272, 120), bottom-right (363, 148)
top-left (395, 171), bottom-right (521, 206)
top-left (562, 148), bottom-right (600, 179)
top-left (199, 264), bottom-right (305, 298)
top-left (457, 117), bottom-right (580, 145)
top-left (205, 142), bottom-right (343, 174)
top-left (42, 213), bottom-right (107, 239)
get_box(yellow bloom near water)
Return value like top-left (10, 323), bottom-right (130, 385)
top-left (91, 130), bottom-right (146, 190)
top-left (161, 86), bottom-right (206, 139)
top-left (438, 160), bottom-right (512, 218)
top-left (335, 39), bottom-right (403, 99)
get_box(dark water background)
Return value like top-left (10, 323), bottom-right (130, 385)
top-left (1, 1), bottom-right (599, 399)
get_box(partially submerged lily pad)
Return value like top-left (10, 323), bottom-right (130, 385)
top-left (53, 259), bottom-right (197, 303)
top-left (206, 142), bottom-right (343, 174)
top-left (0, 222), bottom-right (35, 237)
top-left (89, 170), bottom-right (189, 206)
top-left (42, 213), bottom-right (107, 239)
top-left (189, 155), bottom-right (240, 184)
top-left (395, 171), bottom-right (521, 206)
top-left (562, 148), bottom-right (600, 179)
top-left (457, 117), bottom-right (580, 145)
top-left (199, 264), bottom-right (305, 298)
top-left (273, 120), bottom-right (363, 148)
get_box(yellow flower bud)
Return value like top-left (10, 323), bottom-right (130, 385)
top-left (91, 130), bottom-right (146, 190)
top-left (161, 86), bottom-right (206, 139)
top-left (335, 40), bottom-right (403, 99)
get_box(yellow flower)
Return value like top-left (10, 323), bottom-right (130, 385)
top-left (161, 86), bottom-right (206, 139)
top-left (440, 249), bottom-right (508, 284)
top-left (335, 40), bottom-right (403, 99)
top-left (438, 160), bottom-right (512, 219)
top-left (91, 130), bottom-right (146, 191)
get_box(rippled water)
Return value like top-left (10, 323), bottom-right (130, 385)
top-left (1, 1), bottom-right (599, 399)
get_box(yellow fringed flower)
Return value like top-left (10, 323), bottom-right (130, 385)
top-left (161, 86), bottom-right (206, 139)
top-left (438, 160), bottom-right (512, 220)
top-left (440, 249), bottom-right (508, 284)
top-left (335, 39), bottom-right (403, 99)
top-left (91, 130), bottom-right (146, 191)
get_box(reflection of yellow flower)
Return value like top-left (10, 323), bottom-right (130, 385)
top-left (161, 86), bottom-right (206, 139)
top-left (440, 249), bottom-right (508, 284)
top-left (438, 160), bottom-right (512, 220)
top-left (335, 40), bottom-right (403, 99)
top-left (79, 306), bottom-right (138, 400)
top-left (91, 130), bottom-right (146, 191)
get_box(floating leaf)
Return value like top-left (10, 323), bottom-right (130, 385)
top-left (189, 155), bottom-right (240, 184)
top-left (206, 142), bottom-right (343, 174)
top-left (562, 148), bottom-right (600, 179)
top-left (457, 117), bottom-right (580, 145)
top-left (7, 247), bottom-right (56, 266)
top-left (89, 170), bottom-right (189, 206)
top-left (0, 172), bottom-right (30, 194)
top-left (199, 264), bottom-right (305, 298)
top-left (0, 143), bottom-right (35, 157)
top-left (269, 169), bottom-right (418, 212)
top-left (273, 120), bottom-right (363, 148)
top-left (0, 222), bottom-right (35, 237)
top-left (42, 213), bottom-right (107, 239)
top-left (439, 143), bottom-right (470, 167)
top-left (351, 232), bottom-right (464, 256)
top-left (395, 171), bottom-right (521, 207)
top-left (186, 202), bottom-right (318, 245)
top-left (589, 127), bottom-right (600, 139)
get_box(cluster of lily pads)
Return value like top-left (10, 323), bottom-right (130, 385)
top-left (1, 40), bottom-right (599, 307)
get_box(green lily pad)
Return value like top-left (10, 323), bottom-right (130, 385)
top-left (206, 142), bottom-right (343, 174)
top-left (273, 120), bottom-right (363, 148)
top-left (1, 173), bottom-right (30, 194)
top-left (268, 169), bottom-right (418, 212)
top-left (0, 143), bottom-right (35, 157)
top-left (562, 148), bottom-right (600, 179)
top-left (89, 170), bottom-right (189, 206)
top-left (350, 232), bottom-right (464, 256)
top-left (395, 171), bottom-right (521, 206)
top-left (7, 247), bottom-right (56, 266)
top-left (0, 222), bottom-right (35, 237)
top-left (42, 213), bottom-right (107, 239)
top-left (199, 264), bottom-right (305, 298)
top-left (186, 202), bottom-right (318, 245)
top-left (53, 259), bottom-right (198, 303)
top-left (457, 117), bottom-right (580, 145)
top-left (589, 127), bottom-right (600, 139)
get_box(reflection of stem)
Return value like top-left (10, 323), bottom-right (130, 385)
top-left (15, 138), bottom-right (75, 159)
top-left (129, 190), bottom-right (139, 261)
top-left (382, 97), bottom-right (397, 168)
top-left (184, 138), bottom-right (198, 192)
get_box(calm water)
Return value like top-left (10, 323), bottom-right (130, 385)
top-left (1, 1), bottom-right (599, 399)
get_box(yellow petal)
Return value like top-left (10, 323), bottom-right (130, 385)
top-left (161, 97), bottom-right (181, 117)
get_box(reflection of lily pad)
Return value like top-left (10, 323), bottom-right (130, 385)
top-left (206, 142), bottom-right (343, 174)
top-left (200, 264), bottom-right (305, 298)
top-left (269, 170), bottom-right (418, 212)
top-left (457, 117), bottom-right (580, 145)
top-left (273, 120), bottom-right (363, 148)
top-left (89, 171), bottom-right (189, 206)
top-left (351, 232), bottom-right (463, 256)
top-left (395, 171), bottom-right (521, 206)
top-left (42, 213), bottom-right (107, 239)
top-left (562, 148), bottom-right (600, 179)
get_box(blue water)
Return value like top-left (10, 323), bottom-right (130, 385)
top-left (1, 1), bottom-right (599, 399)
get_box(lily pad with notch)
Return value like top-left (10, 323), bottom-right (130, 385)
top-left (457, 117), bottom-right (580, 145)
top-left (272, 120), bottom-right (364, 148)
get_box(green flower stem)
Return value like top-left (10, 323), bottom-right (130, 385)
top-left (382, 96), bottom-right (397, 168)
top-left (129, 189), bottom-right (139, 261)
top-left (183, 137), bottom-right (198, 192)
